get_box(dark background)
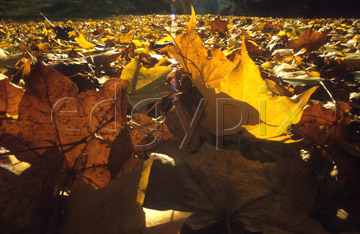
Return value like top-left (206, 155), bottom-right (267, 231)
top-left (0, 0), bottom-right (359, 20)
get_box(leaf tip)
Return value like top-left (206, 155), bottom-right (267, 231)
top-left (187, 5), bottom-right (196, 32)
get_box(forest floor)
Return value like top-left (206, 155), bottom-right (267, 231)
top-left (0, 12), bottom-right (360, 234)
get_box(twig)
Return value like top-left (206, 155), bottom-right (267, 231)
top-left (40, 12), bottom-right (55, 28)
top-left (0, 138), bottom-right (87, 157)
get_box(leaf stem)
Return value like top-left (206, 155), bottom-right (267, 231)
top-left (0, 138), bottom-right (87, 157)
top-left (226, 217), bottom-right (232, 234)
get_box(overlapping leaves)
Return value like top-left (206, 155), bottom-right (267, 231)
top-left (0, 63), bottom-right (129, 187)
top-left (169, 7), bottom-right (317, 140)
top-left (0, 8), bottom-right (359, 234)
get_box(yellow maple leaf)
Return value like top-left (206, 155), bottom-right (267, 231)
top-left (75, 33), bottom-right (95, 50)
top-left (219, 40), bottom-right (317, 139)
top-left (132, 40), bottom-right (150, 47)
top-left (119, 34), bottom-right (132, 44)
top-left (168, 7), bottom-right (236, 91)
top-left (170, 7), bottom-right (317, 141)
top-left (121, 58), bottom-right (173, 106)
top-left (156, 35), bottom-right (174, 44)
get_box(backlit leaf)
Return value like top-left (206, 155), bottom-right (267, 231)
top-left (0, 63), bottom-right (129, 188)
top-left (0, 75), bottom-right (24, 117)
top-left (169, 11), bottom-right (316, 140)
top-left (287, 28), bottom-right (329, 52)
top-left (75, 33), bottom-right (95, 50)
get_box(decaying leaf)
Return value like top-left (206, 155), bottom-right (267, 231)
top-left (144, 142), bottom-right (328, 234)
top-left (278, 70), bottom-right (325, 87)
top-left (60, 157), bottom-right (191, 234)
top-left (293, 102), bottom-right (350, 145)
top-left (60, 158), bottom-right (152, 234)
top-left (0, 149), bottom-right (63, 234)
top-left (130, 113), bottom-right (174, 152)
top-left (293, 102), bottom-right (360, 158)
top-left (49, 49), bottom-right (122, 77)
top-left (0, 63), bottom-right (129, 188)
top-left (292, 102), bottom-right (360, 190)
top-left (108, 126), bottom-right (134, 178)
top-left (1, 11), bottom-right (360, 234)
top-left (0, 76), bottom-right (24, 117)
top-left (336, 57), bottom-right (360, 71)
top-left (208, 15), bottom-right (229, 34)
top-left (287, 28), bottom-right (330, 52)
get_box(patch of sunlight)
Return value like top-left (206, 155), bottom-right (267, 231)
top-left (0, 148), bottom-right (31, 175)
top-left (336, 208), bottom-right (349, 220)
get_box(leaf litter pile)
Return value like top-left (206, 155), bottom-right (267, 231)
top-left (1, 8), bottom-right (360, 234)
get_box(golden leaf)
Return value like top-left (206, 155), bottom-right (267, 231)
top-left (121, 58), bottom-right (173, 106)
top-left (219, 40), bottom-right (317, 139)
top-left (75, 33), bottom-right (95, 50)
top-left (169, 9), bottom-right (317, 141)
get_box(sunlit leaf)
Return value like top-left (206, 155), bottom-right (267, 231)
top-left (75, 33), bottom-right (95, 50)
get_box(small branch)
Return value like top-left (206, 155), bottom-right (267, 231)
top-left (40, 12), bottom-right (55, 28)
top-left (226, 217), bottom-right (233, 234)
top-left (0, 138), bottom-right (87, 158)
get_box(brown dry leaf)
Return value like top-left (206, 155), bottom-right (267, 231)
top-left (293, 102), bottom-right (360, 190)
top-left (287, 28), bottom-right (329, 52)
top-left (293, 102), bottom-right (350, 145)
top-left (69, 73), bottom-right (97, 92)
top-left (0, 149), bottom-right (63, 234)
top-left (208, 15), bottom-right (229, 34)
top-left (108, 126), bottom-right (134, 178)
top-left (60, 158), bottom-right (151, 234)
top-left (0, 63), bottom-right (129, 188)
top-left (15, 57), bottom-right (31, 78)
top-left (86, 50), bottom-right (122, 67)
top-left (144, 142), bottom-right (328, 234)
top-left (49, 50), bottom-right (122, 77)
top-left (245, 38), bottom-right (266, 57)
top-left (130, 113), bottom-right (173, 152)
top-left (336, 58), bottom-right (360, 70)
top-left (0, 75), bottom-right (24, 117)
top-left (293, 102), bottom-right (360, 157)
top-left (60, 157), bottom-right (191, 234)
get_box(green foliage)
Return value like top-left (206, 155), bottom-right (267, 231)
top-left (0, 0), bottom-right (172, 19)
